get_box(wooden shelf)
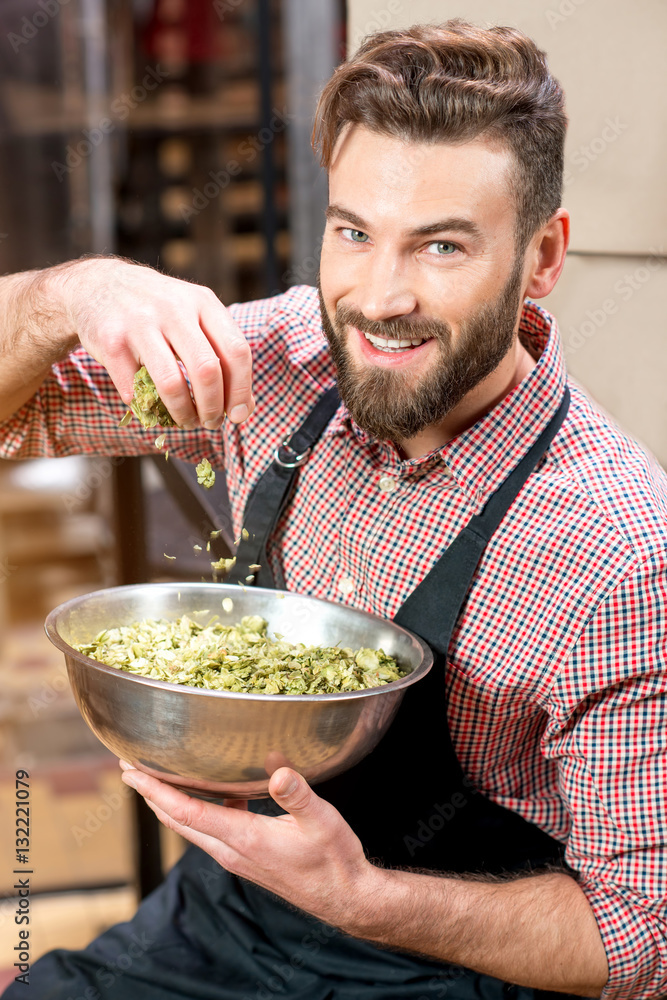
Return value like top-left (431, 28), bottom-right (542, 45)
top-left (1, 79), bottom-right (286, 137)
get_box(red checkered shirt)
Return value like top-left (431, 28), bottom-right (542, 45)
top-left (2, 285), bottom-right (667, 1000)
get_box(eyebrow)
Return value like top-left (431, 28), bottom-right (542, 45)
top-left (325, 203), bottom-right (483, 240)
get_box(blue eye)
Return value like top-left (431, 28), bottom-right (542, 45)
top-left (343, 228), bottom-right (369, 243)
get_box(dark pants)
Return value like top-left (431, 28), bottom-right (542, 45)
top-left (2, 845), bottom-right (543, 1000)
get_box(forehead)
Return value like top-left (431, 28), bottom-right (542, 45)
top-left (328, 126), bottom-right (516, 235)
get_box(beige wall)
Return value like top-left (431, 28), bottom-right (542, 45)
top-left (347, 0), bottom-right (667, 465)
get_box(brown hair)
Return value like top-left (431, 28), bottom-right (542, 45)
top-left (313, 19), bottom-right (567, 251)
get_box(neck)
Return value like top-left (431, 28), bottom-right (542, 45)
top-left (396, 337), bottom-right (537, 461)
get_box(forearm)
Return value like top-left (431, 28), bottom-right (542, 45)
top-left (1, 255), bottom-right (254, 430)
top-left (0, 264), bottom-right (79, 420)
top-left (117, 768), bottom-right (612, 996)
top-left (348, 868), bottom-right (608, 997)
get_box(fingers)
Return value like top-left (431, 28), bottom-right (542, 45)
top-left (102, 343), bottom-right (144, 406)
top-left (120, 767), bottom-right (249, 842)
top-left (183, 351), bottom-right (224, 429)
top-left (135, 333), bottom-right (200, 429)
top-left (222, 797), bottom-right (249, 811)
top-left (198, 289), bottom-right (254, 427)
top-left (142, 795), bottom-right (226, 860)
top-left (148, 286), bottom-right (255, 430)
top-left (121, 768), bottom-right (208, 827)
top-left (70, 261), bottom-right (254, 430)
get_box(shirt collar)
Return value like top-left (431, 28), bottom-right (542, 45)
top-left (325, 299), bottom-right (567, 509)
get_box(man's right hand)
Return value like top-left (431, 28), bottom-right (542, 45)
top-left (57, 257), bottom-right (255, 429)
top-left (0, 257), bottom-right (255, 429)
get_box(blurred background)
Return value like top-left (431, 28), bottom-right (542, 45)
top-left (0, 0), bottom-right (664, 983)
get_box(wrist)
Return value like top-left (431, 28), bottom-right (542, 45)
top-left (35, 262), bottom-right (84, 359)
top-left (343, 865), bottom-right (415, 942)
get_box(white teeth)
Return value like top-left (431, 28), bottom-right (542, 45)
top-left (364, 332), bottom-right (427, 350)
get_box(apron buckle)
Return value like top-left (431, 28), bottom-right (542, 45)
top-left (274, 439), bottom-right (312, 468)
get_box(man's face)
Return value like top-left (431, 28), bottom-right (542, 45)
top-left (318, 127), bottom-right (527, 443)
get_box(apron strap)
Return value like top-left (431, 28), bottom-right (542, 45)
top-left (232, 385), bottom-right (340, 587)
top-left (314, 388), bottom-right (571, 873)
top-left (395, 389), bottom-right (570, 654)
top-left (244, 385), bottom-right (571, 877)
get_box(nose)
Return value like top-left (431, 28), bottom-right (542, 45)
top-left (355, 252), bottom-right (418, 323)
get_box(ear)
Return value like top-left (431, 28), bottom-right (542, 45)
top-left (524, 208), bottom-right (570, 299)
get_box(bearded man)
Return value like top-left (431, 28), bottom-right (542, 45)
top-left (1, 19), bottom-right (666, 1000)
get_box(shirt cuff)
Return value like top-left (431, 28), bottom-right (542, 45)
top-left (581, 879), bottom-right (667, 1000)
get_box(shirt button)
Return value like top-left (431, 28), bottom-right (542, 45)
top-left (338, 576), bottom-right (355, 596)
top-left (378, 475), bottom-right (398, 493)
top-left (442, 463), bottom-right (454, 479)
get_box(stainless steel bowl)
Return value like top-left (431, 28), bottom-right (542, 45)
top-left (45, 583), bottom-right (433, 799)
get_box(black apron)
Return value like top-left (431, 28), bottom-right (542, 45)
top-left (235, 385), bottom-right (572, 876)
top-left (11, 387), bottom-right (582, 1000)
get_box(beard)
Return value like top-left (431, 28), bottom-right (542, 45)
top-left (317, 260), bottom-right (525, 443)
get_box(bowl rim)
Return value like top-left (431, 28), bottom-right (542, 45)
top-left (45, 582), bottom-right (434, 703)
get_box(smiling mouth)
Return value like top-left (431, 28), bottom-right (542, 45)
top-left (362, 331), bottom-right (433, 353)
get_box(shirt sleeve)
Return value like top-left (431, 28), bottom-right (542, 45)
top-left (0, 289), bottom-right (299, 465)
top-left (546, 553), bottom-right (667, 1000)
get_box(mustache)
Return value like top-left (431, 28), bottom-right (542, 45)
top-left (335, 304), bottom-right (451, 343)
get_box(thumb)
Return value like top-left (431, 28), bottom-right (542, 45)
top-left (269, 767), bottom-right (319, 822)
top-left (270, 768), bottom-right (362, 851)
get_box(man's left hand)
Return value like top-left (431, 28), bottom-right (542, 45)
top-left (120, 762), bottom-right (379, 932)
